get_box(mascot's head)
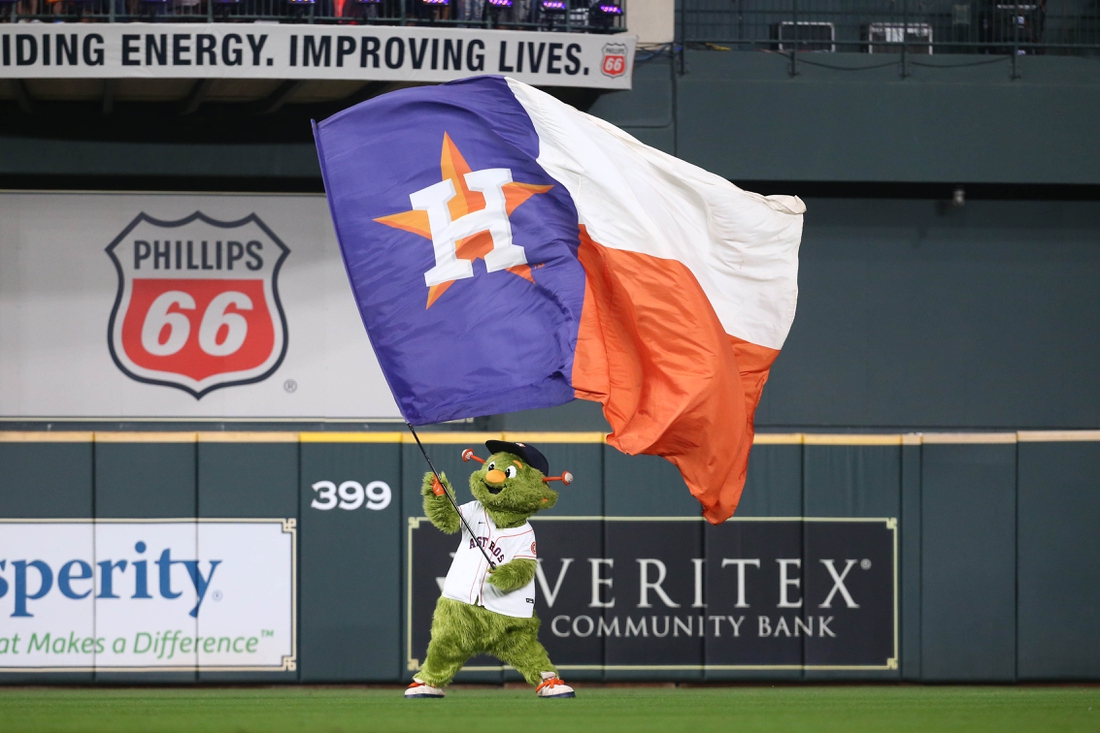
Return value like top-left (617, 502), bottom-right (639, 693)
top-left (465, 440), bottom-right (571, 519)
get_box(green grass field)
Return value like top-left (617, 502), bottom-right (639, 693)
top-left (0, 686), bottom-right (1096, 733)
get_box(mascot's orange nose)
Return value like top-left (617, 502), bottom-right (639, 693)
top-left (485, 469), bottom-right (506, 484)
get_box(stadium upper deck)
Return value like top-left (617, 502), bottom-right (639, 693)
top-left (0, 0), bottom-right (627, 34)
top-left (679, 0), bottom-right (1100, 56)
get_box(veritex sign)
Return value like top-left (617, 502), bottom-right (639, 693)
top-left (408, 517), bottom-right (898, 671)
top-left (0, 24), bottom-right (635, 89)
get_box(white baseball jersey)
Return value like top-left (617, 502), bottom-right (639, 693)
top-left (441, 501), bottom-right (539, 618)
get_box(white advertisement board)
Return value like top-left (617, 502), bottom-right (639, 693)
top-left (0, 192), bottom-right (403, 419)
top-left (0, 25), bottom-right (635, 89)
top-left (0, 520), bottom-right (296, 671)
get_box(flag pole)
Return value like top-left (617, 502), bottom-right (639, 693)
top-left (406, 422), bottom-right (497, 570)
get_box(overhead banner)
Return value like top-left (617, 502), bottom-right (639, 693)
top-left (0, 520), bottom-right (296, 672)
top-left (408, 517), bottom-right (898, 672)
top-left (0, 24), bottom-right (635, 89)
top-left (0, 192), bottom-right (403, 419)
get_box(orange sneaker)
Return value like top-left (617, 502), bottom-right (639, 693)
top-left (536, 671), bottom-right (575, 698)
top-left (404, 679), bottom-right (445, 698)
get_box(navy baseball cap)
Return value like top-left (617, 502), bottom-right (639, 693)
top-left (485, 440), bottom-right (550, 476)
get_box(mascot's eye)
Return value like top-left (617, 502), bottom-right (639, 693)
top-left (486, 461), bottom-right (496, 471)
top-left (504, 465), bottom-right (518, 479)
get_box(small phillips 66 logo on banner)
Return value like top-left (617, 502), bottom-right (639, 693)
top-left (106, 212), bottom-right (290, 399)
top-left (600, 43), bottom-right (628, 78)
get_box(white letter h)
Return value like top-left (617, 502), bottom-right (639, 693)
top-left (410, 168), bottom-right (527, 287)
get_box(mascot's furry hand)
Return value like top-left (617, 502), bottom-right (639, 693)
top-left (487, 559), bottom-right (537, 592)
top-left (421, 471), bottom-right (461, 534)
top-left (421, 471), bottom-right (451, 497)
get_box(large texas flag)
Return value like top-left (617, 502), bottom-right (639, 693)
top-left (314, 76), bottom-right (803, 523)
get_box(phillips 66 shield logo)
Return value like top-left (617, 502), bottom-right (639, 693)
top-left (600, 43), bottom-right (628, 78)
top-left (106, 212), bottom-right (290, 398)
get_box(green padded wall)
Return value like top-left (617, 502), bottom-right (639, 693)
top-left (94, 436), bottom-right (198, 684)
top-left (0, 430), bottom-right (1097, 684)
top-left (1017, 439), bottom-right (1100, 680)
top-left (0, 435), bottom-right (94, 684)
top-left (299, 438), bottom-right (402, 682)
top-left (197, 437), bottom-right (300, 683)
top-left (920, 442), bottom-right (1017, 682)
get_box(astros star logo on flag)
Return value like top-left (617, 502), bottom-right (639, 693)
top-left (375, 133), bottom-right (553, 308)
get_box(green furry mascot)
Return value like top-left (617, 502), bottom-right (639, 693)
top-left (405, 440), bottom-right (575, 699)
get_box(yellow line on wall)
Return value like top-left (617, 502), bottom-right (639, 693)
top-left (197, 432), bottom-right (300, 443)
top-left (299, 432), bottom-right (406, 443)
top-left (751, 433), bottom-right (804, 445)
top-left (803, 434), bottom-right (903, 446)
top-left (1017, 430), bottom-right (1100, 442)
top-left (921, 433), bottom-right (1017, 444)
top-left (94, 432), bottom-right (197, 443)
top-left (0, 431), bottom-right (94, 442)
top-left (502, 432), bottom-right (606, 444)
top-left (1, 430), bottom-right (1099, 444)
top-left (399, 431), bottom-right (503, 444)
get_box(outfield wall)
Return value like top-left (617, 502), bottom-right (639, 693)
top-left (0, 430), bottom-right (1096, 683)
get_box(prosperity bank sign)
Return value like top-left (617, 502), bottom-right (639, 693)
top-left (409, 517), bottom-right (897, 671)
top-left (0, 520), bottom-right (296, 671)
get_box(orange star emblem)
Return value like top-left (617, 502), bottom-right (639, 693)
top-left (375, 133), bottom-right (553, 308)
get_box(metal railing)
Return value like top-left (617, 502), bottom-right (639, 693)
top-left (679, 0), bottom-right (1100, 56)
top-left (0, 0), bottom-right (626, 32)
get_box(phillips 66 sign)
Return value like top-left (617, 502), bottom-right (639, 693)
top-left (0, 192), bottom-right (404, 418)
top-left (106, 212), bottom-right (290, 399)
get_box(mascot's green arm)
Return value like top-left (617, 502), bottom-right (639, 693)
top-left (486, 558), bottom-right (537, 592)
top-left (422, 471), bottom-right (461, 534)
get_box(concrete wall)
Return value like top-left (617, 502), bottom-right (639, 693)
top-left (760, 197), bottom-right (1100, 429)
top-left (592, 51), bottom-right (1100, 184)
top-left (626, 0), bottom-right (675, 44)
top-left (6, 49), bottom-right (1099, 189)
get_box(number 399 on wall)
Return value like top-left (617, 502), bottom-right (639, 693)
top-left (311, 481), bottom-right (392, 511)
